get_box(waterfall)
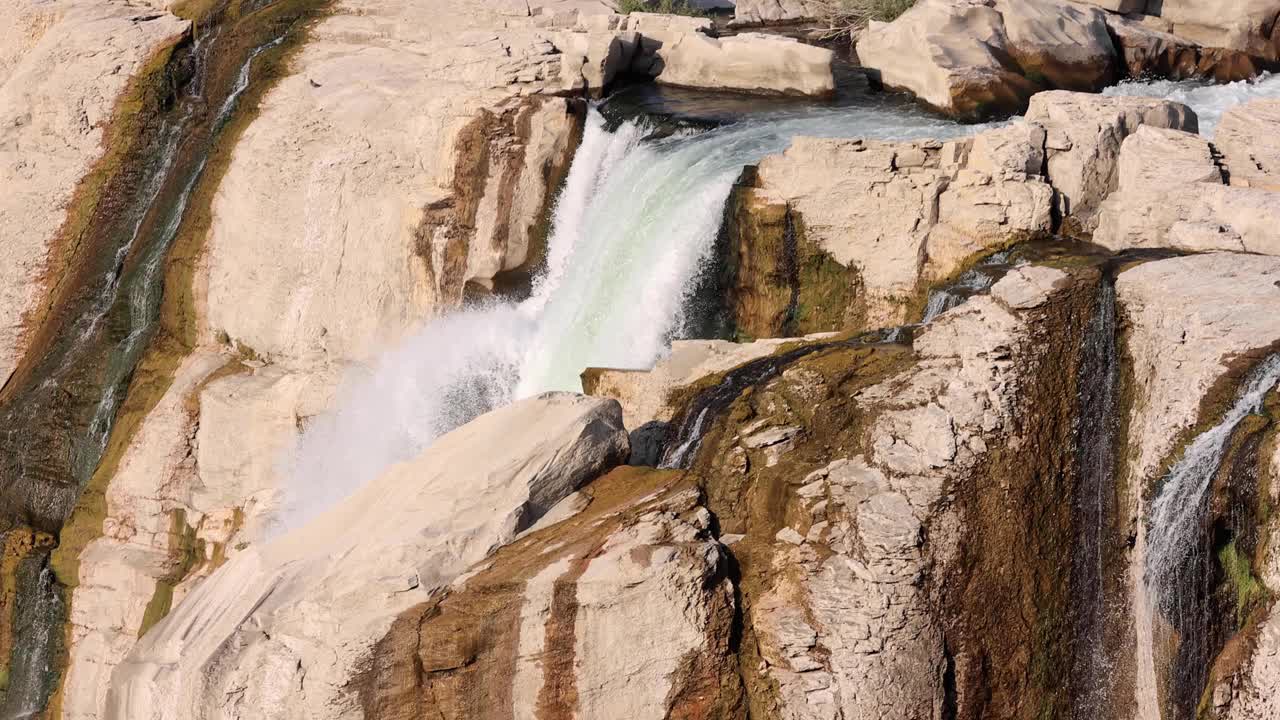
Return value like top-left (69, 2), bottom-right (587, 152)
top-left (1069, 278), bottom-right (1121, 719)
top-left (1145, 354), bottom-right (1280, 604)
top-left (0, 555), bottom-right (64, 720)
top-left (1105, 71), bottom-right (1280, 137)
top-left (1135, 354), bottom-right (1280, 718)
top-left (278, 100), bottom-right (989, 531)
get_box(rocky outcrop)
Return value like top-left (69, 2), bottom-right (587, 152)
top-left (720, 119), bottom-right (1056, 336)
top-left (1156, 0), bottom-right (1280, 62)
top-left (0, 0), bottom-right (187, 390)
top-left (583, 335), bottom-right (837, 429)
top-left (357, 467), bottom-right (740, 720)
top-left (1216, 98), bottom-right (1280, 189)
top-left (1026, 91), bottom-right (1197, 231)
top-left (1115, 253), bottom-right (1280, 720)
top-left (652, 32), bottom-right (835, 96)
top-left (1104, 13), bottom-right (1263, 82)
top-left (1093, 101), bottom-right (1280, 254)
top-left (667, 263), bottom-right (1102, 720)
top-left (857, 0), bottom-right (1118, 120)
top-left (729, 0), bottom-right (825, 27)
top-left (106, 393), bottom-right (628, 720)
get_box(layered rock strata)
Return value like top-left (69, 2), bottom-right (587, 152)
top-left (106, 393), bottom-right (629, 720)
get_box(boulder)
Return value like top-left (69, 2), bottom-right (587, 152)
top-left (106, 393), bottom-right (629, 720)
top-left (1025, 91), bottom-right (1198, 229)
top-left (0, 0), bottom-right (187, 389)
top-left (1215, 98), bottom-right (1280, 189)
top-left (856, 0), bottom-right (1118, 120)
top-left (357, 468), bottom-right (740, 720)
top-left (653, 32), bottom-right (836, 96)
top-left (1105, 13), bottom-right (1263, 82)
top-left (1157, 0), bottom-right (1280, 61)
top-left (856, 0), bottom-right (1038, 120)
top-left (1094, 123), bottom-right (1280, 255)
top-left (730, 0), bottom-right (826, 26)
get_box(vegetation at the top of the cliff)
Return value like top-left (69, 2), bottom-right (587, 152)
top-left (618, 0), bottom-right (707, 15)
top-left (815, 0), bottom-right (915, 38)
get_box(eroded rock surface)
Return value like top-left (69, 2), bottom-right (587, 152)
top-left (722, 120), bottom-right (1055, 335)
top-left (1094, 99), bottom-right (1280, 254)
top-left (106, 393), bottom-right (628, 720)
top-left (0, 0), bottom-right (187, 389)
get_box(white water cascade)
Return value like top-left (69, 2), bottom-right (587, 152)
top-left (276, 100), bottom-right (984, 531)
top-left (1145, 354), bottom-right (1280, 606)
top-left (1105, 71), bottom-right (1280, 136)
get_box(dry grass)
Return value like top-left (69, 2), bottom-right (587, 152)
top-left (813, 0), bottom-right (915, 38)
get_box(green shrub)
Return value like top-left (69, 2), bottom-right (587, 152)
top-left (618, 0), bottom-right (707, 16)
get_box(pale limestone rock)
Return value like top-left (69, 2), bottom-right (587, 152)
top-left (1114, 125), bottom-right (1222, 191)
top-left (585, 335), bottom-right (837, 428)
top-left (857, 0), bottom-right (1034, 119)
top-left (748, 126), bottom-right (1051, 327)
top-left (1025, 90), bottom-right (1198, 227)
top-left (60, 356), bottom-right (338, 720)
top-left (60, 352), bottom-right (224, 720)
top-left (730, 0), bottom-right (826, 26)
top-left (753, 282), bottom-right (1047, 719)
top-left (1116, 253), bottom-right (1280, 497)
top-left (655, 32), bottom-right (835, 96)
top-left (1215, 98), bottom-right (1280, 189)
top-left (856, 0), bottom-right (1116, 119)
top-left (990, 265), bottom-right (1068, 310)
top-left (106, 393), bottom-right (629, 720)
top-left (362, 470), bottom-right (735, 719)
top-left (1094, 125), bottom-right (1280, 255)
top-left (0, 0), bottom-right (187, 389)
top-left (1158, 0), bottom-right (1280, 60)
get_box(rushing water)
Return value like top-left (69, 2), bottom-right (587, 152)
top-left (277, 99), bottom-right (989, 530)
top-left (1069, 278), bottom-right (1121, 719)
top-left (1145, 355), bottom-right (1280, 610)
top-left (1105, 71), bottom-right (1280, 136)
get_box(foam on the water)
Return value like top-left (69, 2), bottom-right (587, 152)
top-left (1104, 71), bottom-right (1280, 136)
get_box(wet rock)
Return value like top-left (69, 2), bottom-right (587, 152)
top-left (583, 335), bottom-right (837, 428)
top-left (0, 0), bottom-right (188, 390)
top-left (106, 393), bottom-right (629, 720)
top-left (1105, 13), bottom-right (1263, 83)
top-left (358, 468), bottom-right (739, 720)
top-left (1157, 0), bottom-right (1280, 62)
top-left (856, 0), bottom-right (1117, 120)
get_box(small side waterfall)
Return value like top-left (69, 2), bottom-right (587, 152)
top-left (1139, 353), bottom-right (1280, 718)
top-left (1069, 278), bottom-right (1122, 719)
top-left (1, 556), bottom-right (64, 720)
top-left (1146, 355), bottom-right (1280, 603)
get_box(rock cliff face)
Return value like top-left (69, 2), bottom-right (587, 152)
top-left (716, 92), bottom-right (1192, 339)
top-left (106, 393), bottom-right (629, 720)
top-left (0, 0), bottom-right (188, 391)
top-left (11, 0), bottom-right (1280, 718)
